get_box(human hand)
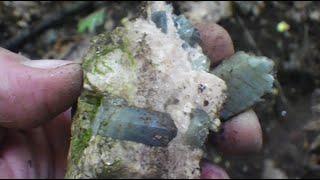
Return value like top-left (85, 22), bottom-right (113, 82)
top-left (0, 23), bottom-right (262, 179)
top-left (0, 48), bottom-right (82, 178)
top-left (196, 23), bottom-right (263, 179)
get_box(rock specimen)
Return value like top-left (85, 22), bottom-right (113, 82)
top-left (66, 2), bottom-right (226, 178)
top-left (66, 2), bottom-right (275, 179)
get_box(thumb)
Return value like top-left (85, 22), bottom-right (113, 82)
top-left (0, 48), bottom-right (82, 129)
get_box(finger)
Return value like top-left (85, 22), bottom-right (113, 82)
top-left (43, 110), bottom-right (71, 178)
top-left (212, 109), bottom-right (263, 155)
top-left (25, 127), bottom-right (53, 178)
top-left (200, 159), bottom-right (230, 179)
top-left (0, 49), bottom-right (82, 129)
top-left (0, 130), bottom-right (37, 178)
top-left (0, 158), bottom-right (13, 178)
top-left (196, 23), bottom-right (234, 66)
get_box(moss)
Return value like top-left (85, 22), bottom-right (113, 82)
top-left (71, 128), bottom-right (93, 164)
top-left (82, 33), bottom-right (115, 72)
top-left (82, 26), bottom-right (139, 101)
top-left (77, 92), bottom-right (102, 121)
top-left (69, 92), bottom-right (102, 165)
top-left (84, 46), bottom-right (118, 74)
top-left (119, 36), bottom-right (137, 69)
top-left (83, 26), bottom-right (137, 77)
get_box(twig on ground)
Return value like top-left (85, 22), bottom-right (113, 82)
top-left (235, 14), bottom-right (263, 55)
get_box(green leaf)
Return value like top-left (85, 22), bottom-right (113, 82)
top-left (78, 9), bottom-right (106, 34)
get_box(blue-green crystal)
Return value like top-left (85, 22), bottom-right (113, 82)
top-left (93, 97), bottom-right (177, 147)
top-left (172, 15), bottom-right (209, 72)
top-left (211, 51), bottom-right (275, 120)
top-left (173, 15), bottom-right (201, 47)
top-left (185, 109), bottom-right (211, 148)
top-left (151, 11), bottom-right (168, 33)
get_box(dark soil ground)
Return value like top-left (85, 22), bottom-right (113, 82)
top-left (1, 1), bottom-right (319, 179)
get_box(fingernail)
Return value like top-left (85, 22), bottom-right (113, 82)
top-left (22, 60), bottom-right (81, 69)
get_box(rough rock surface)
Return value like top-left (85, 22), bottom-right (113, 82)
top-left (66, 2), bottom-right (226, 179)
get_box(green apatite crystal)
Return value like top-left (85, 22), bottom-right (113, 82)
top-left (211, 51), bottom-right (275, 119)
top-left (92, 97), bottom-right (177, 147)
top-left (173, 15), bottom-right (209, 72)
top-left (184, 109), bottom-right (211, 148)
top-left (151, 11), bottom-right (168, 33)
top-left (151, 12), bottom-right (209, 72)
top-left (173, 15), bottom-right (201, 47)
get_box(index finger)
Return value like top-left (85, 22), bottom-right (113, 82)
top-left (196, 23), bottom-right (235, 67)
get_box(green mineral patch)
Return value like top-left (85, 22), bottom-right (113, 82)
top-left (70, 128), bottom-right (92, 164)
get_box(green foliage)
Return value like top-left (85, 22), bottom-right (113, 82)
top-left (78, 9), bottom-right (106, 34)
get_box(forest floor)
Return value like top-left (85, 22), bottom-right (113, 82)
top-left (1, 1), bottom-right (320, 179)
